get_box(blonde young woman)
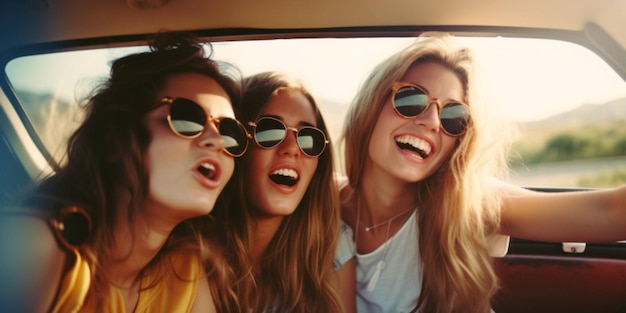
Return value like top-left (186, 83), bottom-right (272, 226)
top-left (214, 72), bottom-right (353, 312)
top-left (0, 32), bottom-right (249, 312)
top-left (334, 34), bottom-right (626, 313)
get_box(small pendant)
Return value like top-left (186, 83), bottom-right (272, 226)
top-left (365, 226), bottom-right (372, 232)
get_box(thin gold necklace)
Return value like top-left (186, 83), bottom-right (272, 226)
top-left (358, 206), bottom-right (414, 232)
top-left (355, 198), bottom-right (415, 292)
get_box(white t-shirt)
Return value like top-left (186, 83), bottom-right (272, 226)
top-left (336, 212), bottom-right (421, 313)
top-left (335, 212), bottom-right (509, 313)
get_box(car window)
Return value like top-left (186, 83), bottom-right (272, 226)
top-left (5, 36), bottom-right (626, 188)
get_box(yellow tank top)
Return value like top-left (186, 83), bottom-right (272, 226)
top-left (51, 249), bottom-right (202, 313)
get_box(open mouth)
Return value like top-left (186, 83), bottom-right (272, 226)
top-left (197, 162), bottom-right (217, 181)
top-left (395, 135), bottom-right (432, 159)
top-left (269, 168), bottom-right (299, 187)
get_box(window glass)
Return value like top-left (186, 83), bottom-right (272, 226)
top-left (6, 46), bottom-right (148, 161)
top-left (5, 37), bottom-right (626, 187)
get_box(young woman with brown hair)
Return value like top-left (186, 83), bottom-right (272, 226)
top-left (0, 32), bottom-right (249, 312)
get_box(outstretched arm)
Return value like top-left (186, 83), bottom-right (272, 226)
top-left (498, 182), bottom-right (626, 243)
top-left (0, 212), bottom-right (67, 313)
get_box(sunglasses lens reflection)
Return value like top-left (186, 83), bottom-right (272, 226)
top-left (253, 117), bottom-right (327, 157)
top-left (297, 127), bottom-right (326, 157)
top-left (393, 85), bottom-right (469, 136)
top-left (441, 103), bottom-right (470, 136)
top-left (255, 118), bottom-right (287, 148)
top-left (168, 99), bottom-right (248, 156)
top-left (219, 118), bottom-right (249, 157)
top-left (169, 99), bottom-right (206, 137)
top-left (393, 86), bottom-right (429, 117)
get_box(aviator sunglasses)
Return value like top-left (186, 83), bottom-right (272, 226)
top-left (162, 97), bottom-right (249, 157)
top-left (391, 82), bottom-right (470, 136)
top-left (248, 116), bottom-right (329, 157)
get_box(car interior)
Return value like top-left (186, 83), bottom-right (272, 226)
top-left (1, 0), bottom-right (625, 312)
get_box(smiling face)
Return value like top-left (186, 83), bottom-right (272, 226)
top-left (366, 61), bottom-right (464, 183)
top-left (143, 72), bottom-right (236, 222)
top-left (245, 89), bottom-right (319, 219)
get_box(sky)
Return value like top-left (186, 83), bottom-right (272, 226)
top-left (210, 37), bottom-right (626, 123)
top-left (6, 36), bottom-right (626, 129)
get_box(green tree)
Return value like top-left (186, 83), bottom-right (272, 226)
top-left (542, 134), bottom-right (590, 162)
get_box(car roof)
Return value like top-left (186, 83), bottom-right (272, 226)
top-left (2, 0), bottom-right (624, 82)
top-left (1, 0), bottom-right (625, 49)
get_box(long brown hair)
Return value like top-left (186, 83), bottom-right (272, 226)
top-left (342, 33), bottom-right (513, 312)
top-left (27, 31), bottom-right (240, 311)
top-left (215, 72), bottom-right (344, 312)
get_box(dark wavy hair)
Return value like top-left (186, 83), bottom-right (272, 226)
top-left (27, 31), bottom-right (241, 311)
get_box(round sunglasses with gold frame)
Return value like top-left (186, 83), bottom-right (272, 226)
top-left (162, 97), bottom-right (250, 157)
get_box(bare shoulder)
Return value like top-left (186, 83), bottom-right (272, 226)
top-left (0, 210), bottom-right (67, 313)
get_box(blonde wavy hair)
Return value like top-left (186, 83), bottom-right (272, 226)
top-left (214, 72), bottom-right (344, 312)
top-left (342, 33), bottom-right (514, 312)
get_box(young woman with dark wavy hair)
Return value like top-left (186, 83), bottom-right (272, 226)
top-left (0, 32), bottom-right (249, 312)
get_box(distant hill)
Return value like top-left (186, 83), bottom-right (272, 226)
top-left (523, 97), bottom-right (626, 130)
top-left (16, 90), bottom-right (73, 128)
top-left (14, 89), bottom-right (80, 160)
